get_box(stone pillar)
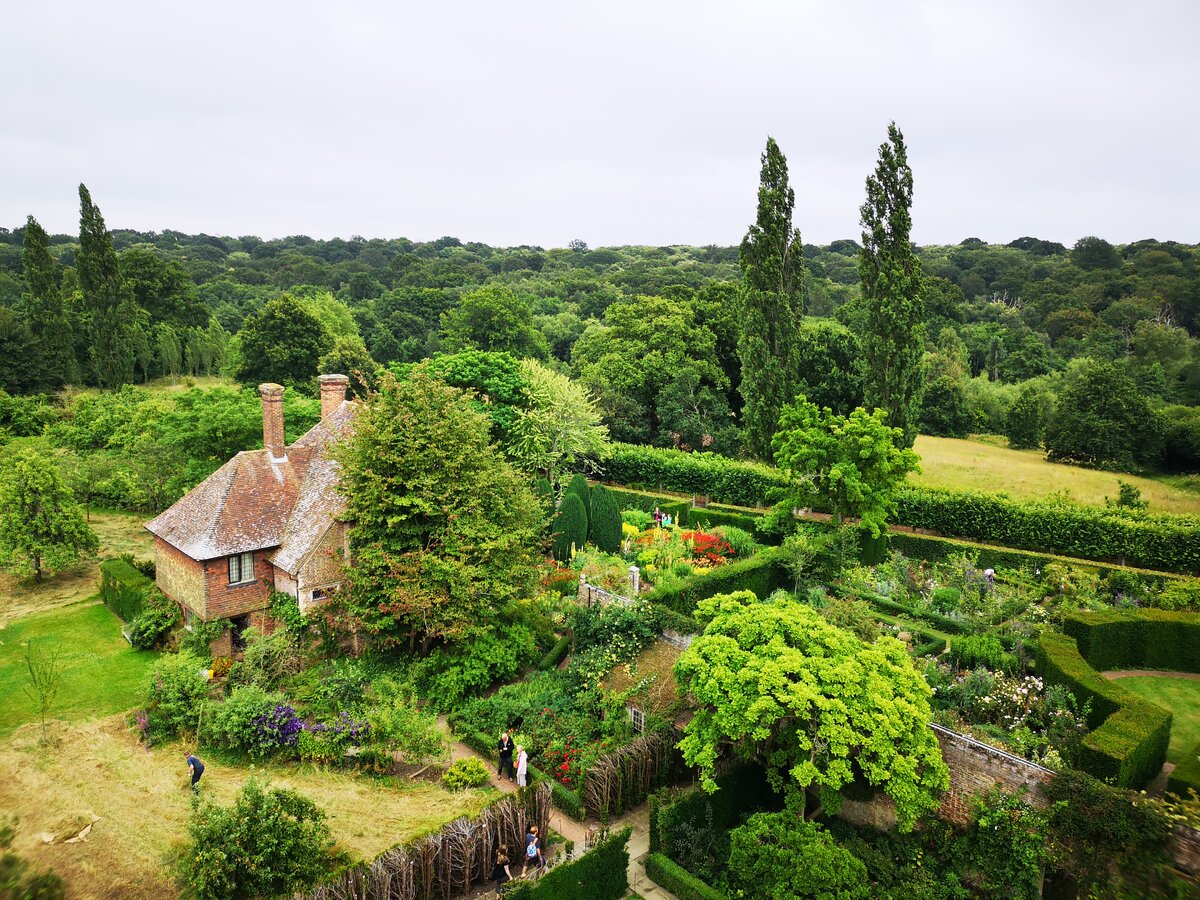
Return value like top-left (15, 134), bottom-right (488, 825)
top-left (318, 373), bottom-right (350, 421)
top-left (577, 573), bottom-right (589, 606)
top-left (629, 565), bottom-right (640, 597)
top-left (258, 383), bottom-right (286, 460)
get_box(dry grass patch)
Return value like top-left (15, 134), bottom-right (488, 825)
top-left (0, 717), bottom-right (496, 900)
top-left (0, 510), bottom-right (153, 625)
top-left (911, 435), bottom-right (1200, 516)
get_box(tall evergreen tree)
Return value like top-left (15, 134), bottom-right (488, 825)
top-left (738, 137), bottom-right (806, 460)
top-left (78, 183), bottom-right (137, 388)
top-left (859, 123), bottom-right (925, 447)
top-left (20, 216), bottom-right (75, 385)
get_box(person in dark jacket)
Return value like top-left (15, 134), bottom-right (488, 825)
top-left (492, 845), bottom-right (512, 886)
top-left (185, 752), bottom-right (205, 794)
top-left (498, 730), bottom-right (515, 781)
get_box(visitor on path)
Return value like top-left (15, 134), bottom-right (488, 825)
top-left (523, 825), bottom-right (544, 876)
top-left (653, 506), bottom-right (662, 528)
top-left (516, 745), bottom-right (528, 787)
top-left (498, 730), bottom-right (516, 781)
top-left (185, 753), bottom-right (204, 794)
top-left (492, 845), bottom-right (512, 886)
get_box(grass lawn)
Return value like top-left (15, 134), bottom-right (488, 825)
top-left (0, 717), bottom-right (497, 900)
top-left (910, 435), bottom-right (1200, 516)
top-left (0, 601), bottom-right (159, 737)
top-left (1112, 675), bottom-right (1200, 765)
top-left (0, 509), bottom-right (154, 625)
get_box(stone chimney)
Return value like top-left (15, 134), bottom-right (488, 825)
top-left (318, 374), bottom-right (350, 421)
top-left (259, 383), bottom-right (286, 460)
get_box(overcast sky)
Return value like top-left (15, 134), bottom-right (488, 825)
top-left (3, 1), bottom-right (1198, 249)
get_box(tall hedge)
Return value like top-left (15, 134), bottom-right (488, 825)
top-left (606, 484), bottom-right (690, 522)
top-left (652, 764), bottom-right (783, 865)
top-left (589, 484), bottom-right (622, 553)
top-left (644, 547), bottom-right (788, 615)
top-left (501, 827), bottom-right (631, 900)
top-left (1062, 608), bottom-right (1200, 674)
top-left (552, 494), bottom-right (588, 561)
top-left (643, 853), bottom-right (727, 900)
top-left (100, 557), bottom-right (154, 622)
top-left (564, 474), bottom-right (592, 525)
top-left (1037, 632), bottom-right (1172, 788)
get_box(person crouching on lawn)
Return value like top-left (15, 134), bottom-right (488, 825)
top-left (185, 752), bottom-right (205, 794)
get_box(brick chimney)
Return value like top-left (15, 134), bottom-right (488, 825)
top-left (259, 383), bottom-right (286, 460)
top-left (318, 374), bottom-right (349, 421)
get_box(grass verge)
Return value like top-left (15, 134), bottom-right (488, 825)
top-left (1111, 675), bottom-right (1200, 765)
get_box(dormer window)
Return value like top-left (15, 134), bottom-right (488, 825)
top-left (228, 551), bottom-right (255, 585)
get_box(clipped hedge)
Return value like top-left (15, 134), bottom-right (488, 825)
top-left (504, 827), bottom-right (631, 900)
top-left (888, 531), bottom-right (1057, 572)
top-left (643, 853), bottom-right (727, 900)
top-left (538, 636), bottom-right (572, 671)
top-left (653, 764), bottom-right (782, 862)
top-left (1037, 632), bottom-right (1172, 787)
top-left (1167, 741), bottom-right (1200, 798)
top-left (100, 557), bottom-right (154, 622)
top-left (685, 506), bottom-right (773, 543)
top-left (607, 484), bottom-right (690, 522)
top-left (644, 547), bottom-right (788, 615)
top-left (1062, 608), bottom-right (1200, 674)
top-left (605, 443), bottom-right (789, 509)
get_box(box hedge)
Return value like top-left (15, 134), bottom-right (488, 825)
top-left (100, 557), bottom-right (154, 622)
top-left (503, 827), bottom-right (631, 900)
top-left (1037, 632), bottom-right (1172, 787)
top-left (652, 763), bottom-right (782, 862)
top-left (643, 853), bottom-right (727, 900)
top-left (1062, 608), bottom-right (1200, 674)
top-left (538, 635), bottom-right (572, 671)
top-left (606, 484), bottom-right (690, 522)
top-left (644, 547), bottom-right (788, 615)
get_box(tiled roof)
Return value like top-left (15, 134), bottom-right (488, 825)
top-left (145, 400), bottom-right (356, 565)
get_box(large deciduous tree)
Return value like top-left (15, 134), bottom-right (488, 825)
top-left (859, 124), bottom-right (925, 447)
top-left (440, 285), bottom-right (548, 359)
top-left (334, 368), bottom-right (543, 650)
top-left (234, 293), bottom-right (333, 389)
top-left (674, 591), bottom-right (948, 831)
top-left (772, 396), bottom-right (919, 537)
top-left (738, 137), bottom-right (805, 460)
top-left (78, 184), bottom-right (139, 389)
top-left (0, 446), bottom-right (99, 582)
top-left (1044, 359), bottom-right (1162, 471)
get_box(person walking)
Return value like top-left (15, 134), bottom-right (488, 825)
top-left (498, 730), bottom-right (515, 782)
top-left (516, 745), bottom-right (529, 788)
top-left (492, 844), bottom-right (512, 887)
top-left (185, 752), bottom-right (205, 794)
top-left (522, 825), bottom-right (544, 877)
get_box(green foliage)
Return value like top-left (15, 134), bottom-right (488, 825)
top-left (563, 474), bottom-right (592, 522)
top-left (317, 336), bottom-right (379, 397)
top-left (201, 684), bottom-right (288, 758)
top-left (675, 591), bottom-right (948, 830)
top-left (727, 812), bottom-right (869, 900)
top-left (773, 397), bottom-right (919, 537)
top-left (334, 368), bottom-right (543, 648)
top-left (1045, 359), bottom-right (1162, 471)
top-left (410, 621), bottom-right (538, 710)
top-left (442, 757), bottom-right (490, 790)
top-left (1063, 607), bottom-right (1200, 674)
top-left (507, 827), bottom-right (631, 900)
top-left (552, 494), bottom-right (588, 562)
top-left (920, 375), bottom-right (974, 439)
top-left (78, 184), bottom-right (138, 389)
top-left (538, 636), bottom-right (572, 671)
top-left (738, 137), bottom-right (805, 460)
top-left (99, 557), bottom-right (153, 621)
top-left (0, 818), bottom-right (66, 900)
top-left (963, 790), bottom-right (1051, 900)
top-left (127, 590), bottom-right (180, 650)
top-left (223, 627), bottom-right (302, 692)
top-left (606, 443), bottom-right (787, 509)
top-left (644, 853), bottom-right (727, 900)
top-left (1004, 384), bottom-right (1052, 450)
top-left (143, 651), bottom-right (210, 742)
top-left (234, 293), bottom-right (333, 390)
top-left (180, 778), bottom-right (341, 900)
top-left (588, 484), bottom-right (622, 553)
top-left (0, 446), bottom-right (98, 582)
top-left (859, 124), bottom-right (925, 447)
top-left (180, 620), bottom-right (226, 659)
top-left (644, 547), bottom-right (787, 616)
top-left (440, 284), bottom-right (547, 358)
top-left (509, 360), bottom-right (611, 487)
top-left (948, 634), bottom-right (1013, 672)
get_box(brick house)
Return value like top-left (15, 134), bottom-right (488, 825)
top-left (145, 374), bottom-right (356, 655)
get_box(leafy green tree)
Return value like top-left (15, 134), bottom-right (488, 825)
top-left (793, 319), bottom-right (864, 417)
top-left (334, 369), bottom-right (543, 650)
top-left (674, 591), bottom-right (948, 830)
top-left (78, 184), bottom-right (138, 388)
top-left (424, 350), bottom-right (527, 443)
top-left (180, 778), bottom-right (342, 900)
top-left (507, 359), bottom-right (611, 487)
top-left (1071, 236), bottom-right (1122, 271)
top-left (20, 215), bottom-right (75, 385)
top-left (234, 294), bottom-right (333, 389)
top-left (738, 137), bottom-right (805, 459)
top-left (727, 813), bottom-right (869, 900)
top-left (859, 123), bottom-right (925, 447)
top-left (23, 639), bottom-right (64, 744)
top-left (1044, 359), bottom-right (1162, 470)
top-left (440, 285), bottom-right (547, 358)
top-left (552, 492), bottom-right (588, 562)
top-left (317, 336), bottom-right (379, 397)
top-left (119, 247), bottom-right (205, 329)
top-left (919, 374), bottom-right (974, 438)
top-left (772, 396), bottom-right (919, 537)
top-left (588, 484), bottom-right (622, 553)
top-left (0, 446), bottom-right (98, 582)
top-left (156, 323), bottom-right (183, 380)
top-left (1005, 384), bottom-right (1054, 450)
top-left (0, 308), bottom-right (56, 394)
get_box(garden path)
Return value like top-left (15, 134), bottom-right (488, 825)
top-left (445, 734), bottom-right (677, 899)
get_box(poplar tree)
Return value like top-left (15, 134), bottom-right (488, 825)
top-left (20, 216), bottom-right (75, 384)
top-left (738, 137), bottom-right (805, 460)
top-left (859, 123), bottom-right (925, 448)
top-left (78, 183), bottom-right (137, 388)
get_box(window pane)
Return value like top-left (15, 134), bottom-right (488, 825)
top-left (241, 552), bottom-right (253, 581)
top-left (228, 556), bottom-right (238, 583)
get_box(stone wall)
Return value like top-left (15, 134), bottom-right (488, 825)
top-left (930, 723), bottom-right (1056, 826)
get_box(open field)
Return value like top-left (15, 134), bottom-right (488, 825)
top-left (0, 510), bottom-right (154, 625)
top-left (1112, 675), bottom-right (1200, 765)
top-left (0, 601), bottom-right (159, 737)
top-left (0, 717), bottom-right (497, 900)
top-left (911, 435), bottom-right (1200, 516)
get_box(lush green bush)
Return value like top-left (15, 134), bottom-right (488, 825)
top-left (685, 506), bottom-right (772, 543)
top-left (144, 651), bottom-right (210, 742)
top-left (949, 634), bottom-right (1014, 672)
top-left (1037, 632), bottom-right (1172, 787)
top-left (179, 778), bottom-right (342, 900)
top-left (127, 589), bottom-right (180, 650)
top-left (99, 557), bottom-right (153, 622)
top-left (643, 853), bottom-right (726, 900)
top-left (605, 443), bottom-right (789, 508)
top-left (553, 494), bottom-right (589, 561)
top-left (538, 635), bottom-right (571, 670)
top-left (1062, 608), bottom-right (1200, 674)
top-left (564, 474), bottom-right (592, 525)
top-left (410, 622), bottom-right (538, 710)
top-left (202, 685), bottom-right (297, 758)
top-left (589, 484), bottom-right (622, 553)
top-left (645, 547), bottom-right (787, 615)
top-left (727, 812), bottom-right (869, 900)
top-left (503, 827), bottom-right (630, 900)
top-left (442, 757), bottom-right (491, 790)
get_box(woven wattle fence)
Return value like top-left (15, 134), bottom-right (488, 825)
top-left (303, 782), bottom-right (550, 900)
top-left (582, 730), bottom-right (679, 820)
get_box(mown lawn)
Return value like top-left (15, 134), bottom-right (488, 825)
top-left (1112, 675), bottom-right (1200, 765)
top-left (0, 600), bottom-right (159, 736)
top-left (910, 435), bottom-right (1200, 516)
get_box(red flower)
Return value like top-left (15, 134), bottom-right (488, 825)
top-left (560, 762), bottom-right (569, 771)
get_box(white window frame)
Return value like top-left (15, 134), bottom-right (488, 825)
top-left (627, 704), bottom-right (645, 735)
top-left (228, 551), bottom-right (255, 585)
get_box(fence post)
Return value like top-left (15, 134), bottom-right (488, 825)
top-left (629, 565), bottom-right (640, 597)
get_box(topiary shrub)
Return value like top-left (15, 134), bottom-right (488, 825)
top-left (552, 494), bottom-right (588, 561)
top-left (564, 474), bottom-right (592, 524)
top-left (727, 812), bottom-right (870, 900)
top-left (588, 484), bottom-right (622, 553)
top-left (643, 853), bottom-right (726, 900)
top-left (100, 557), bottom-right (153, 621)
top-left (442, 757), bottom-right (491, 790)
